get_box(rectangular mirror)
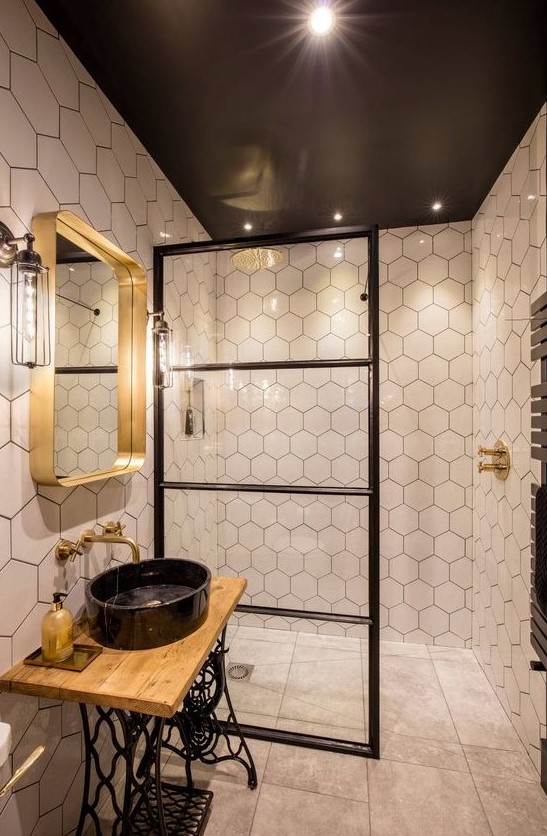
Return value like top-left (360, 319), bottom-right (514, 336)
top-left (30, 211), bottom-right (147, 486)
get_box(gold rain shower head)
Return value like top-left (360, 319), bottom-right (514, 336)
top-left (230, 247), bottom-right (282, 272)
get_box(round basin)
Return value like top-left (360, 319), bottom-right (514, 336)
top-left (85, 558), bottom-right (211, 650)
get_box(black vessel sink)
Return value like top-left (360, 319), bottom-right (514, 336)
top-left (85, 558), bottom-right (211, 650)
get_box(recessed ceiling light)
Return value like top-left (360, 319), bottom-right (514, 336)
top-left (432, 202), bottom-right (442, 211)
top-left (333, 211), bottom-right (343, 221)
top-left (243, 222), bottom-right (253, 231)
top-left (309, 5), bottom-right (335, 36)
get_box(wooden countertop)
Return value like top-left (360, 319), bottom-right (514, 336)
top-left (0, 576), bottom-right (245, 718)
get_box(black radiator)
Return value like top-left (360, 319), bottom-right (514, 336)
top-left (530, 289), bottom-right (547, 793)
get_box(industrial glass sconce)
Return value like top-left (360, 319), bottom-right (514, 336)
top-left (0, 221), bottom-right (50, 368)
top-left (150, 311), bottom-right (173, 389)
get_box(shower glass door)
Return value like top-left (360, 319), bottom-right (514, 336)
top-left (154, 227), bottom-right (379, 758)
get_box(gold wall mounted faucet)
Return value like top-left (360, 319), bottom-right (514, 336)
top-left (477, 438), bottom-right (510, 480)
top-left (56, 520), bottom-right (140, 564)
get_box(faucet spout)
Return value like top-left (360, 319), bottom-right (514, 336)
top-left (82, 531), bottom-right (141, 564)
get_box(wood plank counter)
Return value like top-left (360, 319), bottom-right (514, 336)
top-left (0, 576), bottom-right (245, 717)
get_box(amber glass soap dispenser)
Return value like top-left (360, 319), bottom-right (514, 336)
top-left (41, 593), bottom-right (74, 663)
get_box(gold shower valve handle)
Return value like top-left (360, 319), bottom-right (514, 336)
top-left (99, 520), bottom-right (125, 535)
top-left (477, 446), bottom-right (504, 457)
top-left (477, 438), bottom-right (510, 481)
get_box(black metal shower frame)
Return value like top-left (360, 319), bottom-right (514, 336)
top-left (153, 225), bottom-right (380, 759)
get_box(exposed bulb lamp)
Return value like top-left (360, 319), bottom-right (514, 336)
top-left (0, 221), bottom-right (50, 368)
top-left (230, 247), bottom-right (282, 272)
top-left (150, 311), bottom-right (173, 389)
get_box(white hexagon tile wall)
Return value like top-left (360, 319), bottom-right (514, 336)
top-left (472, 105), bottom-right (546, 772)
top-left (211, 226), bottom-right (473, 643)
top-left (0, 0), bottom-right (213, 832)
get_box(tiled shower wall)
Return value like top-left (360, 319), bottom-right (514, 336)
top-left (0, 1), bottom-right (208, 833)
top-left (163, 251), bottom-right (218, 571)
top-left (472, 105), bottom-right (547, 771)
top-left (215, 227), bottom-right (473, 644)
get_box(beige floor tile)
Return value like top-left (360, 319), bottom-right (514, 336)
top-left (281, 657), bottom-right (365, 728)
top-left (237, 626), bottom-right (297, 645)
top-left (264, 742), bottom-right (368, 801)
top-left (428, 646), bottom-right (482, 671)
top-left (250, 784), bottom-right (370, 836)
top-left (292, 641), bottom-right (362, 663)
top-left (296, 632), bottom-right (362, 652)
top-left (464, 745), bottom-right (539, 782)
top-left (197, 779), bottom-right (259, 836)
top-left (380, 640), bottom-right (430, 659)
top-left (381, 656), bottom-right (458, 742)
top-left (434, 660), bottom-right (522, 749)
top-left (228, 637), bottom-right (295, 666)
top-left (368, 760), bottom-right (491, 835)
top-left (275, 717), bottom-right (367, 743)
top-left (220, 662), bottom-right (290, 719)
top-left (473, 773), bottom-right (547, 835)
top-left (381, 730), bottom-right (468, 772)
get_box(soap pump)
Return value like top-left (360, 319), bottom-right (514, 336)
top-left (41, 592), bottom-right (74, 663)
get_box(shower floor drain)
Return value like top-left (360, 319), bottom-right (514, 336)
top-left (227, 662), bottom-right (254, 682)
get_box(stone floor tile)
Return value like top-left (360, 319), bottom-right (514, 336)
top-left (473, 773), bottom-right (547, 835)
top-left (381, 656), bottom-right (458, 741)
top-left (463, 745), bottom-right (538, 782)
top-left (368, 760), bottom-right (491, 835)
top-left (433, 660), bottom-right (522, 749)
top-left (264, 742), bottom-right (368, 801)
top-left (381, 730), bottom-right (468, 772)
top-left (250, 784), bottom-right (370, 836)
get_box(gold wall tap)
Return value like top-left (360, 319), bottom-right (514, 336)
top-left (477, 438), bottom-right (510, 480)
top-left (55, 520), bottom-right (140, 564)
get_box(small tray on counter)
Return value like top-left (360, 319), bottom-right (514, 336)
top-left (23, 644), bottom-right (102, 672)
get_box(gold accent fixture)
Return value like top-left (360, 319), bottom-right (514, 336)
top-left (230, 247), bottom-right (282, 272)
top-left (55, 520), bottom-right (140, 564)
top-left (0, 221), bottom-right (50, 368)
top-left (0, 745), bottom-right (45, 797)
top-left (477, 438), bottom-right (510, 480)
top-left (30, 211), bottom-right (147, 486)
top-left (23, 644), bottom-right (102, 672)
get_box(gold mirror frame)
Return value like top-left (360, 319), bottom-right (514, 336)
top-left (30, 211), bottom-right (147, 486)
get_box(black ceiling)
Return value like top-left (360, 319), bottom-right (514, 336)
top-left (37, 0), bottom-right (546, 239)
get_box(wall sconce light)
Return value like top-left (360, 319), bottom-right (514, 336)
top-left (149, 311), bottom-right (173, 389)
top-left (0, 221), bottom-right (50, 368)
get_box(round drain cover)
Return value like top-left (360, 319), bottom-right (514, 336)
top-left (227, 663), bottom-right (252, 681)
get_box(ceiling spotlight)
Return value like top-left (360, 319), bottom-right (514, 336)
top-left (432, 202), bottom-right (442, 211)
top-left (309, 5), bottom-right (335, 36)
top-left (333, 211), bottom-right (343, 221)
top-left (243, 222), bottom-right (253, 231)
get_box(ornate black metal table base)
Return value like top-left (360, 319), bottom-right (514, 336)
top-left (163, 628), bottom-right (258, 790)
top-left (75, 628), bottom-right (256, 835)
top-left (131, 782), bottom-right (213, 836)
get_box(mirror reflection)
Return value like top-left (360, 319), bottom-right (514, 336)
top-left (54, 234), bottom-right (119, 478)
